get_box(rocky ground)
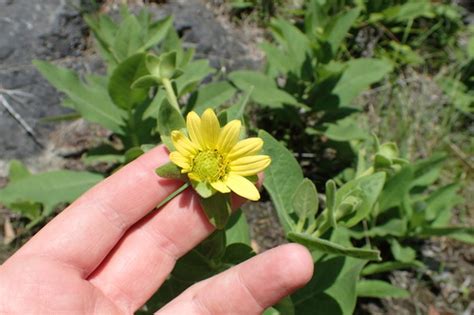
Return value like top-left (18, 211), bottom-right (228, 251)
top-left (0, 0), bottom-right (473, 314)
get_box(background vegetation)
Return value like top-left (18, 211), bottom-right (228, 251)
top-left (0, 0), bottom-right (472, 314)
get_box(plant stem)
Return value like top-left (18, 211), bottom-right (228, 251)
top-left (162, 78), bottom-right (180, 111)
top-left (155, 182), bottom-right (189, 210)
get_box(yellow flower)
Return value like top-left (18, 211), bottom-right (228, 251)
top-left (169, 108), bottom-right (271, 201)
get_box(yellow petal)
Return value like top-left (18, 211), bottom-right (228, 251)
top-left (171, 131), bottom-right (198, 156)
top-left (225, 174), bottom-right (260, 201)
top-left (210, 181), bottom-right (231, 193)
top-left (188, 172), bottom-right (201, 182)
top-left (228, 138), bottom-right (263, 160)
top-left (200, 108), bottom-right (220, 149)
top-left (217, 120), bottom-right (241, 154)
top-left (186, 111), bottom-right (205, 149)
top-left (169, 152), bottom-right (191, 170)
top-left (229, 155), bottom-right (271, 176)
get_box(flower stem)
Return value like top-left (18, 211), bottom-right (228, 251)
top-left (162, 78), bottom-right (180, 111)
top-left (155, 182), bottom-right (189, 210)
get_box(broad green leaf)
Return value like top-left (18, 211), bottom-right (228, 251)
top-left (143, 90), bottom-right (166, 119)
top-left (0, 170), bottom-right (103, 217)
top-left (264, 297), bottom-right (295, 315)
top-left (108, 53), bottom-right (149, 110)
top-left (33, 60), bottom-right (126, 134)
top-left (288, 232), bottom-right (381, 261)
top-left (229, 71), bottom-right (302, 108)
top-left (292, 178), bottom-right (318, 224)
top-left (189, 81), bottom-right (236, 114)
top-left (269, 18), bottom-right (311, 73)
top-left (112, 15), bottom-right (144, 61)
top-left (200, 193), bottom-right (232, 229)
top-left (175, 60), bottom-right (215, 97)
top-left (333, 59), bottom-right (392, 107)
top-left (225, 210), bottom-right (251, 245)
top-left (156, 100), bottom-right (186, 150)
top-left (292, 254), bottom-right (366, 315)
top-left (260, 130), bottom-right (303, 232)
top-left (323, 115), bottom-right (369, 141)
top-left (159, 51), bottom-right (179, 79)
top-left (411, 153), bottom-right (446, 187)
top-left (324, 8), bottom-right (360, 56)
top-left (124, 147), bottom-right (145, 164)
top-left (222, 243), bottom-right (255, 265)
top-left (356, 280), bottom-right (409, 298)
top-left (141, 16), bottom-right (173, 50)
top-left (425, 183), bottom-right (463, 225)
top-left (9, 201), bottom-right (41, 222)
top-left (8, 160), bottom-right (30, 182)
top-left (379, 166), bottom-right (414, 212)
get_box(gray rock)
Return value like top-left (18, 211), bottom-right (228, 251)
top-left (0, 0), bottom-right (86, 160)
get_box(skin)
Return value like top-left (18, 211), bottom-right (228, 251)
top-left (0, 145), bottom-right (314, 314)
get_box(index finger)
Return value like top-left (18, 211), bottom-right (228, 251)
top-left (9, 145), bottom-right (182, 276)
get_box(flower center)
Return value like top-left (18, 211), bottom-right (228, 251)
top-left (193, 150), bottom-right (227, 182)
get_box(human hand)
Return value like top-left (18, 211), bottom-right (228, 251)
top-left (0, 146), bottom-right (313, 314)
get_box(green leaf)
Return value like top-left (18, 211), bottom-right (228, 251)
top-left (189, 81), bottom-right (236, 115)
top-left (425, 183), bottom-right (462, 225)
top-left (159, 51), bottom-right (179, 79)
top-left (175, 60), bottom-right (215, 97)
top-left (337, 172), bottom-right (386, 228)
top-left (323, 59), bottom-right (393, 108)
top-left (269, 18), bottom-right (311, 73)
top-left (264, 297), bottom-right (295, 315)
top-left (323, 115), bottom-right (369, 141)
top-left (9, 201), bottom-right (42, 222)
top-left (0, 170), bottom-right (103, 217)
top-left (131, 75), bottom-right (160, 89)
top-left (222, 243), bottom-right (255, 265)
top-left (288, 232), bottom-right (381, 261)
top-left (411, 153), bottom-right (446, 187)
top-left (124, 147), bottom-right (145, 164)
top-left (356, 280), bottom-right (409, 298)
top-left (141, 16), bottom-right (173, 50)
top-left (225, 210), bottom-right (251, 245)
top-left (8, 160), bottom-right (30, 182)
top-left (418, 226), bottom-right (474, 238)
top-left (349, 218), bottom-right (407, 239)
top-left (324, 8), bottom-right (360, 56)
top-left (379, 166), bottom-right (414, 212)
top-left (292, 178), bottom-right (318, 224)
top-left (390, 239), bottom-right (416, 263)
top-left (109, 53), bottom-right (149, 110)
top-left (229, 71), bottom-right (302, 108)
top-left (156, 100), bottom-right (186, 150)
top-left (200, 193), bottom-right (232, 229)
top-left (362, 260), bottom-right (424, 276)
top-left (292, 254), bottom-right (366, 315)
top-left (33, 60), bottom-right (126, 134)
top-left (112, 15), bottom-right (144, 61)
top-left (155, 162), bottom-right (185, 180)
top-left (260, 130), bottom-right (303, 232)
